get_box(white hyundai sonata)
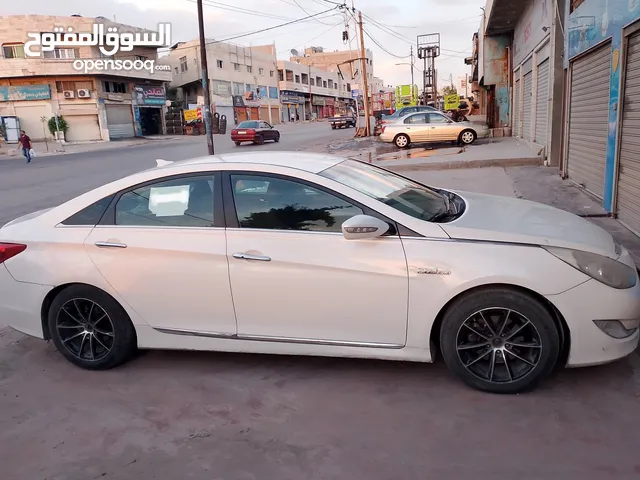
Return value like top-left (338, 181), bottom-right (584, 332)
top-left (0, 152), bottom-right (638, 393)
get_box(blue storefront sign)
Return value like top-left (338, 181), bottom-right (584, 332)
top-left (133, 85), bottom-right (166, 106)
top-left (567, 0), bottom-right (640, 212)
top-left (0, 85), bottom-right (51, 102)
top-left (280, 91), bottom-right (304, 104)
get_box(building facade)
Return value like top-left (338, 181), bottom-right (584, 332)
top-left (564, 0), bottom-right (640, 233)
top-left (168, 40), bottom-right (281, 125)
top-left (277, 60), bottom-right (352, 121)
top-left (0, 15), bottom-right (171, 143)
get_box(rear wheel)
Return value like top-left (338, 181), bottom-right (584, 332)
top-left (394, 133), bottom-right (410, 149)
top-left (234, 141), bottom-right (241, 146)
top-left (255, 135), bottom-right (264, 145)
top-left (331, 125), bottom-right (336, 129)
top-left (48, 285), bottom-right (137, 370)
top-left (439, 288), bottom-right (560, 394)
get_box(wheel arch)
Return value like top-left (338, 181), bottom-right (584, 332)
top-left (393, 132), bottom-right (411, 146)
top-left (40, 283), bottom-right (136, 342)
top-left (428, 283), bottom-right (571, 368)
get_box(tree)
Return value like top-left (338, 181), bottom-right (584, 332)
top-left (442, 85), bottom-right (458, 97)
top-left (48, 115), bottom-right (68, 136)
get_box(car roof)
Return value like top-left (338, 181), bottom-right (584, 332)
top-left (154, 151), bottom-right (345, 175)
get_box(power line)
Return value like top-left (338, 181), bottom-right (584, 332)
top-left (276, 21), bottom-right (343, 54)
top-left (289, 0), bottom-right (339, 25)
top-left (187, 0), bottom-right (296, 21)
top-left (362, 27), bottom-right (410, 59)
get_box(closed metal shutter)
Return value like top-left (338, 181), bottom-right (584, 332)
top-left (535, 59), bottom-right (550, 146)
top-left (270, 106), bottom-right (281, 124)
top-left (105, 104), bottom-right (134, 139)
top-left (513, 79), bottom-right (520, 137)
top-left (567, 42), bottom-right (611, 199)
top-left (616, 32), bottom-right (640, 234)
top-left (14, 104), bottom-right (50, 141)
top-left (522, 72), bottom-right (533, 140)
top-left (64, 114), bottom-right (102, 142)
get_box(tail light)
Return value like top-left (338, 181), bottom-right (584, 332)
top-left (246, 129), bottom-right (256, 134)
top-left (231, 129), bottom-right (238, 135)
top-left (0, 243), bottom-right (26, 264)
top-left (381, 126), bottom-right (386, 134)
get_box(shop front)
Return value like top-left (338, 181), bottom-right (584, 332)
top-left (0, 84), bottom-right (54, 141)
top-left (280, 91), bottom-right (304, 122)
top-left (132, 84), bottom-right (166, 136)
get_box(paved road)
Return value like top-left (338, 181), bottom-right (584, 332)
top-left (0, 122), bottom-right (353, 225)
top-left (2, 127), bottom-right (640, 479)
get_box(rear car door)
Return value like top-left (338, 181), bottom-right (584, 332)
top-left (403, 113), bottom-right (429, 142)
top-left (84, 172), bottom-right (237, 335)
top-left (224, 171), bottom-right (409, 346)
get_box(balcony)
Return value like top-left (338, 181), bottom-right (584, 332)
top-left (0, 58), bottom-right (172, 82)
top-left (484, 0), bottom-right (530, 35)
top-left (278, 80), bottom-right (344, 99)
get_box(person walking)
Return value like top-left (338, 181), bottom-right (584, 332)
top-left (19, 130), bottom-right (32, 164)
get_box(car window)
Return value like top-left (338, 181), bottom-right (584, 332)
top-left (237, 121), bottom-right (259, 129)
top-left (115, 175), bottom-right (215, 227)
top-left (231, 174), bottom-right (363, 232)
top-left (404, 114), bottom-right (427, 124)
top-left (61, 195), bottom-right (114, 226)
top-left (428, 113), bottom-right (451, 124)
top-left (320, 160), bottom-right (448, 222)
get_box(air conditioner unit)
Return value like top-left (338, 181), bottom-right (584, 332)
top-left (77, 89), bottom-right (91, 98)
top-left (63, 90), bottom-right (75, 99)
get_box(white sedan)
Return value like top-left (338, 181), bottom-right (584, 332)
top-left (0, 152), bottom-right (638, 394)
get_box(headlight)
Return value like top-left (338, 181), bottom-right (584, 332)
top-left (543, 246), bottom-right (637, 289)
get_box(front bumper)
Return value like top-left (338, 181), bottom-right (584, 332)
top-left (546, 275), bottom-right (640, 367)
top-left (0, 264), bottom-right (51, 339)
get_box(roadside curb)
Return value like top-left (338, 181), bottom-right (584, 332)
top-left (384, 156), bottom-right (543, 172)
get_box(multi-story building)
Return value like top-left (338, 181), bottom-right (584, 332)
top-left (291, 46), bottom-right (375, 98)
top-left (277, 60), bottom-right (353, 121)
top-left (0, 15), bottom-right (171, 142)
top-left (168, 40), bottom-right (281, 125)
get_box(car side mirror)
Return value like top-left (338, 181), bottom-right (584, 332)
top-left (342, 215), bottom-right (390, 240)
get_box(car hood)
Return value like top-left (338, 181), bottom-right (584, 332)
top-left (440, 191), bottom-right (616, 258)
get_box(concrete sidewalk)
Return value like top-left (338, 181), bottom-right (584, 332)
top-left (325, 136), bottom-right (543, 171)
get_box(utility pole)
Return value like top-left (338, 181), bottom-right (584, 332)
top-left (197, 0), bottom-right (214, 155)
top-left (308, 63), bottom-right (313, 121)
top-left (410, 45), bottom-right (414, 91)
top-left (357, 10), bottom-right (371, 136)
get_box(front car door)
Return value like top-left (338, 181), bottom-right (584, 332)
top-left (84, 172), bottom-right (237, 336)
top-left (259, 122), bottom-right (274, 140)
top-left (223, 170), bottom-right (409, 347)
top-left (427, 112), bottom-right (460, 142)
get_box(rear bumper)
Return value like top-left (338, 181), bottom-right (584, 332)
top-left (231, 135), bottom-right (256, 142)
top-left (0, 264), bottom-right (51, 339)
top-left (546, 277), bottom-right (640, 367)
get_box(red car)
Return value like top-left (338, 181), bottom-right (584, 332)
top-left (231, 120), bottom-right (280, 146)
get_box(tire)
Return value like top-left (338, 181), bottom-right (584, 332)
top-left (459, 129), bottom-right (476, 145)
top-left (331, 125), bottom-right (336, 129)
top-left (274, 134), bottom-right (280, 142)
top-left (234, 141), bottom-right (241, 146)
top-left (48, 285), bottom-right (137, 370)
top-left (394, 133), bottom-right (410, 149)
top-left (439, 288), bottom-right (560, 394)
top-left (255, 135), bottom-right (264, 145)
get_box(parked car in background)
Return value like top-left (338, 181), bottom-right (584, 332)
top-left (231, 121), bottom-right (280, 146)
top-left (379, 106), bottom-right (438, 125)
top-left (380, 111), bottom-right (490, 148)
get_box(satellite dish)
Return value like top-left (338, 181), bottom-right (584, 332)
top-left (291, 49), bottom-right (299, 57)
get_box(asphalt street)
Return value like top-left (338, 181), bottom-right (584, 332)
top-left (2, 123), bottom-right (640, 479)
top-left (0, 122), bottom-right (354, 225)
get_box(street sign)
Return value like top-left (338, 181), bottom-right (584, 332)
top-left (352, 89), bottom-right (361, 98)
top-left (184, 109), bottom-right (201, 122)
top-left (444, 94), bottom-right (460, 111)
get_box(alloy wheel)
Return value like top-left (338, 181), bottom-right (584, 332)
top-left (461, 131), bottom-right (475, 144)
top-left (456, 308), bottom-right (543, 384)
top-left (55, 298), bottom-right (115, 362)
top-left (396, 135), bottom-right (408, 148)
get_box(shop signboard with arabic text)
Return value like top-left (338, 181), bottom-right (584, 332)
top-left (134, 85), bottom-right (166, 106)
top-left (0, 85), bottom-right (51, 102)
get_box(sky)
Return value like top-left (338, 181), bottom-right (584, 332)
top-left (2, 0), bottom-right (484, 88)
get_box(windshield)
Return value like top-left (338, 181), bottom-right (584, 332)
top-left (237, 121), bottom-right (259, 128)
top-left (319, 159), bottom-right (448, 221)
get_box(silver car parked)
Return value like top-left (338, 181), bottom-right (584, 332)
top-left (380, 111), bottom-right (490, 149)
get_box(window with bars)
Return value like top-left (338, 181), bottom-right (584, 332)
top-left (101, 81), bottom-right (127, 94)
top-left (270, 70), bottom-right (275, 77)
top-left (217, 59), bottom-right (223, 68)
top-left (180, 56), bottom-right (188, 72)
top-left (259, 67), bottom-right (264, 75)
top-left (278, 69), bottom-right (284, 81)
top-left (2, 43), bottom-right (25, 59)
top-left (44, 48), bottom-right (78, 59)
top-left (247, 65), bottom-right (252, 73)
top-left (56, 80), bottom-right (93, 93)
top-left (286, 70), bottom-right (293, 81)
top-left (234, 63), bottom-right (240, 71)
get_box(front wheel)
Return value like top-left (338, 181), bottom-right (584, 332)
top-left (439, 288), bottom-right (560, 394)
top-left (394, 133), bottom-right (410, 149)
top-left (48, 285), bottom-right (137, 370)
top-left (459, 129), bottom-right (476, 145)
top-left (274, 134), bottom-right (280, 142)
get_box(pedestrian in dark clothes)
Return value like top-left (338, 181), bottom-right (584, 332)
top-left (18, 130), bottom-right (32, 164)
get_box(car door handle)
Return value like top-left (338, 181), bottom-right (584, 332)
top-left (233, 252), bottom-right (271, 262)
top-left (94, 241), bottom-right (128, 249)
